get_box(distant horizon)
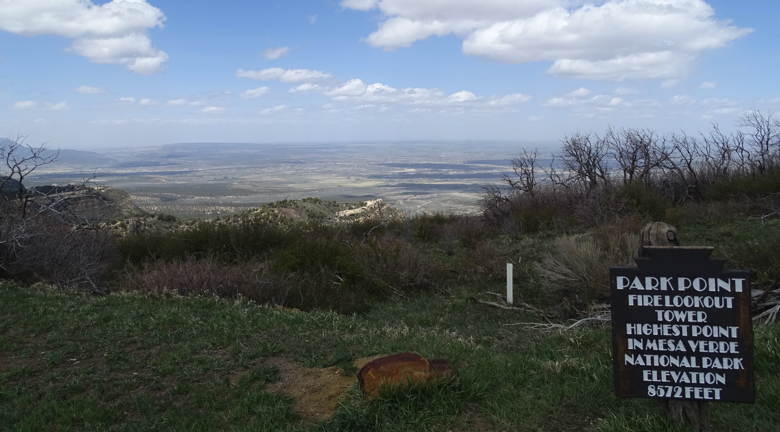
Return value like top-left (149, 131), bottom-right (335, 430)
top-left (49, 139), bottom-right (562, 153)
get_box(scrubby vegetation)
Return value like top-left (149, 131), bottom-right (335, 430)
top-left (3, 112), bottom-right (778, 315)
top-left (1, 112), bottom-right (779, 430)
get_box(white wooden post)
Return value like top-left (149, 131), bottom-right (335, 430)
top-left (506, 263), bottom-right (514, 305)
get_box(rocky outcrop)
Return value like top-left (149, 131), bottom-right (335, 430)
top-left (29, 185), bottom-right (146, 223)
top-left (101, 195), bottom-right (404, 236)
top-left (227, 197), bottom-right (404, 226)
top-left (334, 198), bottom-right (403, 223)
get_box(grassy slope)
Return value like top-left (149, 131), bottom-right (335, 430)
top-left (2, 283), bottom-right (779, 432)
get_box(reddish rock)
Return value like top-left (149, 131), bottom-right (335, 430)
top-left (357, 352), bottom-right (453, 398)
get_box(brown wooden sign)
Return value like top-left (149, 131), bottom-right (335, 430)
top-left (610, 247), bottom-right (754, 403)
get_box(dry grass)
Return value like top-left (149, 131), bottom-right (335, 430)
top-left (117, 257), bottom-right (289, 304)
top-left (536, 227), bottom-right (639, 316)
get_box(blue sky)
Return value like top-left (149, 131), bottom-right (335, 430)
top-left (1, 0), bottom-right (778, 149)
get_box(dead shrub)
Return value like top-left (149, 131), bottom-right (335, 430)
top-left (1, 211), bottom-right (119, 292)
top-left (118, 257), bottom-right (291, 304)
top-left (357, 234), bottom-right (446, 295)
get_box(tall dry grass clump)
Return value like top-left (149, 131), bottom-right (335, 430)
top-left (117, 257), bottom-right (283, 301)
top-left (536, 227), bottom-right (639, 316)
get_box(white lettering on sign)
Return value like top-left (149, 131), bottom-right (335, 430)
top-left (647, 385), bottom-right (723, 400)
top-left (615, 276), bottom-right (746, 293)
top-left (613, 262), bottom-right (753, 403)
top-left (642, 370), bottom-right (727, 385)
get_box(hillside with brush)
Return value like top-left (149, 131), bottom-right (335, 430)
top-left (2, 112), bottom-right (779, 431)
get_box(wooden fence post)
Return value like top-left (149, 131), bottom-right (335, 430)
top-left (639, 222), bottom-right (711, 432)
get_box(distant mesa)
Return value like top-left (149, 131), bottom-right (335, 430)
top-left (55, 149), bottom-right (118, 168)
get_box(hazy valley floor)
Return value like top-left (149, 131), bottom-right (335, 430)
top-left (30, 141), bottom-right (553, 218)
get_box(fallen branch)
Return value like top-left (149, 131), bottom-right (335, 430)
top-left (754, 304), bottom-right (779, 325)
top-left (476, 299), bottom-right (540, 313)
top-left (475, 292), bottom-right (549, 317)
top-left (748, 212), bottom-right (779, 223)
top-left (503, 312), bottom-right (611, 332)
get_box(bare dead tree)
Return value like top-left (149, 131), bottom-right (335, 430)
top-left (546, 155), bottom-right (572, 193)
top-left (740, 110), bottom-right (778, 174)
top-left (1, 136), bottom-right (58, 218)
top-left (504, 148), bottom-right (539, 196)
top-left (607, 127), bottom-right (638, 185)
top-left (480, 184), bottom-right (510, 224)
top-left (700, 123), bottom-right (734, 181)
top-left (607, 128), bottom-right (670, 186)
top-left (730, 130), bottom-right (753, 175)
top-left (560, 133), bottom-right (610, 193)
top-left (666, 132), bottom-right (702, 199)
top-left (1, 137), bottom-right (115, 291)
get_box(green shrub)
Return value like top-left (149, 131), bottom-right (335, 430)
top-left (684, 219), bottom-right (780, 289)
top-left (497, 194), bottom-right (579, 235)
top-left (118, 218), bottom-right (455, 313)
top-left (411, 213), bottom-right (452, 243)
top-left (613, 182), bottom-right (671, 220)
top-left (704, 169), bottom-right (780, 201)
top-left (271, 230), bottom-right (366, 285)
top-left (730, 227), bottom-right (780, 287)
top-left (119, 221), bottom-right (288, 263)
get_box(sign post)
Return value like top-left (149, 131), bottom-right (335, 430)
top-left (611, 245), bottom-right (754, 430)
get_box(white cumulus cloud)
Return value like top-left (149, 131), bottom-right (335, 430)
top-left (236, 68), bottom-right (331, 83)
top-left (545, 88), bottom-right (625, 111)
top-left (290, 83), bottom-right (322, 93)
top-left (320, 77), bottom-right (523, 110)
top-left (671, 95), bottom-right (696, 105)
top-left (448, 90), bottom-right (478, 103)
top-left (341, 0), bottom-right (378, 11)
top-left (327, 79), bottom-right (369, 98)
top-left (45, 101), bottom-right (69, 111)
top-left (12, 100), bottom-right (68, 110)
top-left (202, 106), bottom-right (225, 114)
top-left (13, 100), bottom-right (38, 110)
top-left (76, 85), bottom-right (103, 94)
top-left (487, 93), bottom-right (532, 106)
top-left (0, 0), bottom-right (168, 74)
top-left (242, 87), bottom-right (270, 98)
top-left (263, 46), bottom-right (290, 60)
top-left (345, 0), bottom-right (751, 81)
top-left (166, 98), bottom-right (204, 106)
top-left (260, 105), bottom-right (288, 115)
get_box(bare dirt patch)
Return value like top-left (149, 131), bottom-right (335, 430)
top-left (257, 355), bottom-right (389, 422)
top-left (264, 357), bottom-right (355, 422)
